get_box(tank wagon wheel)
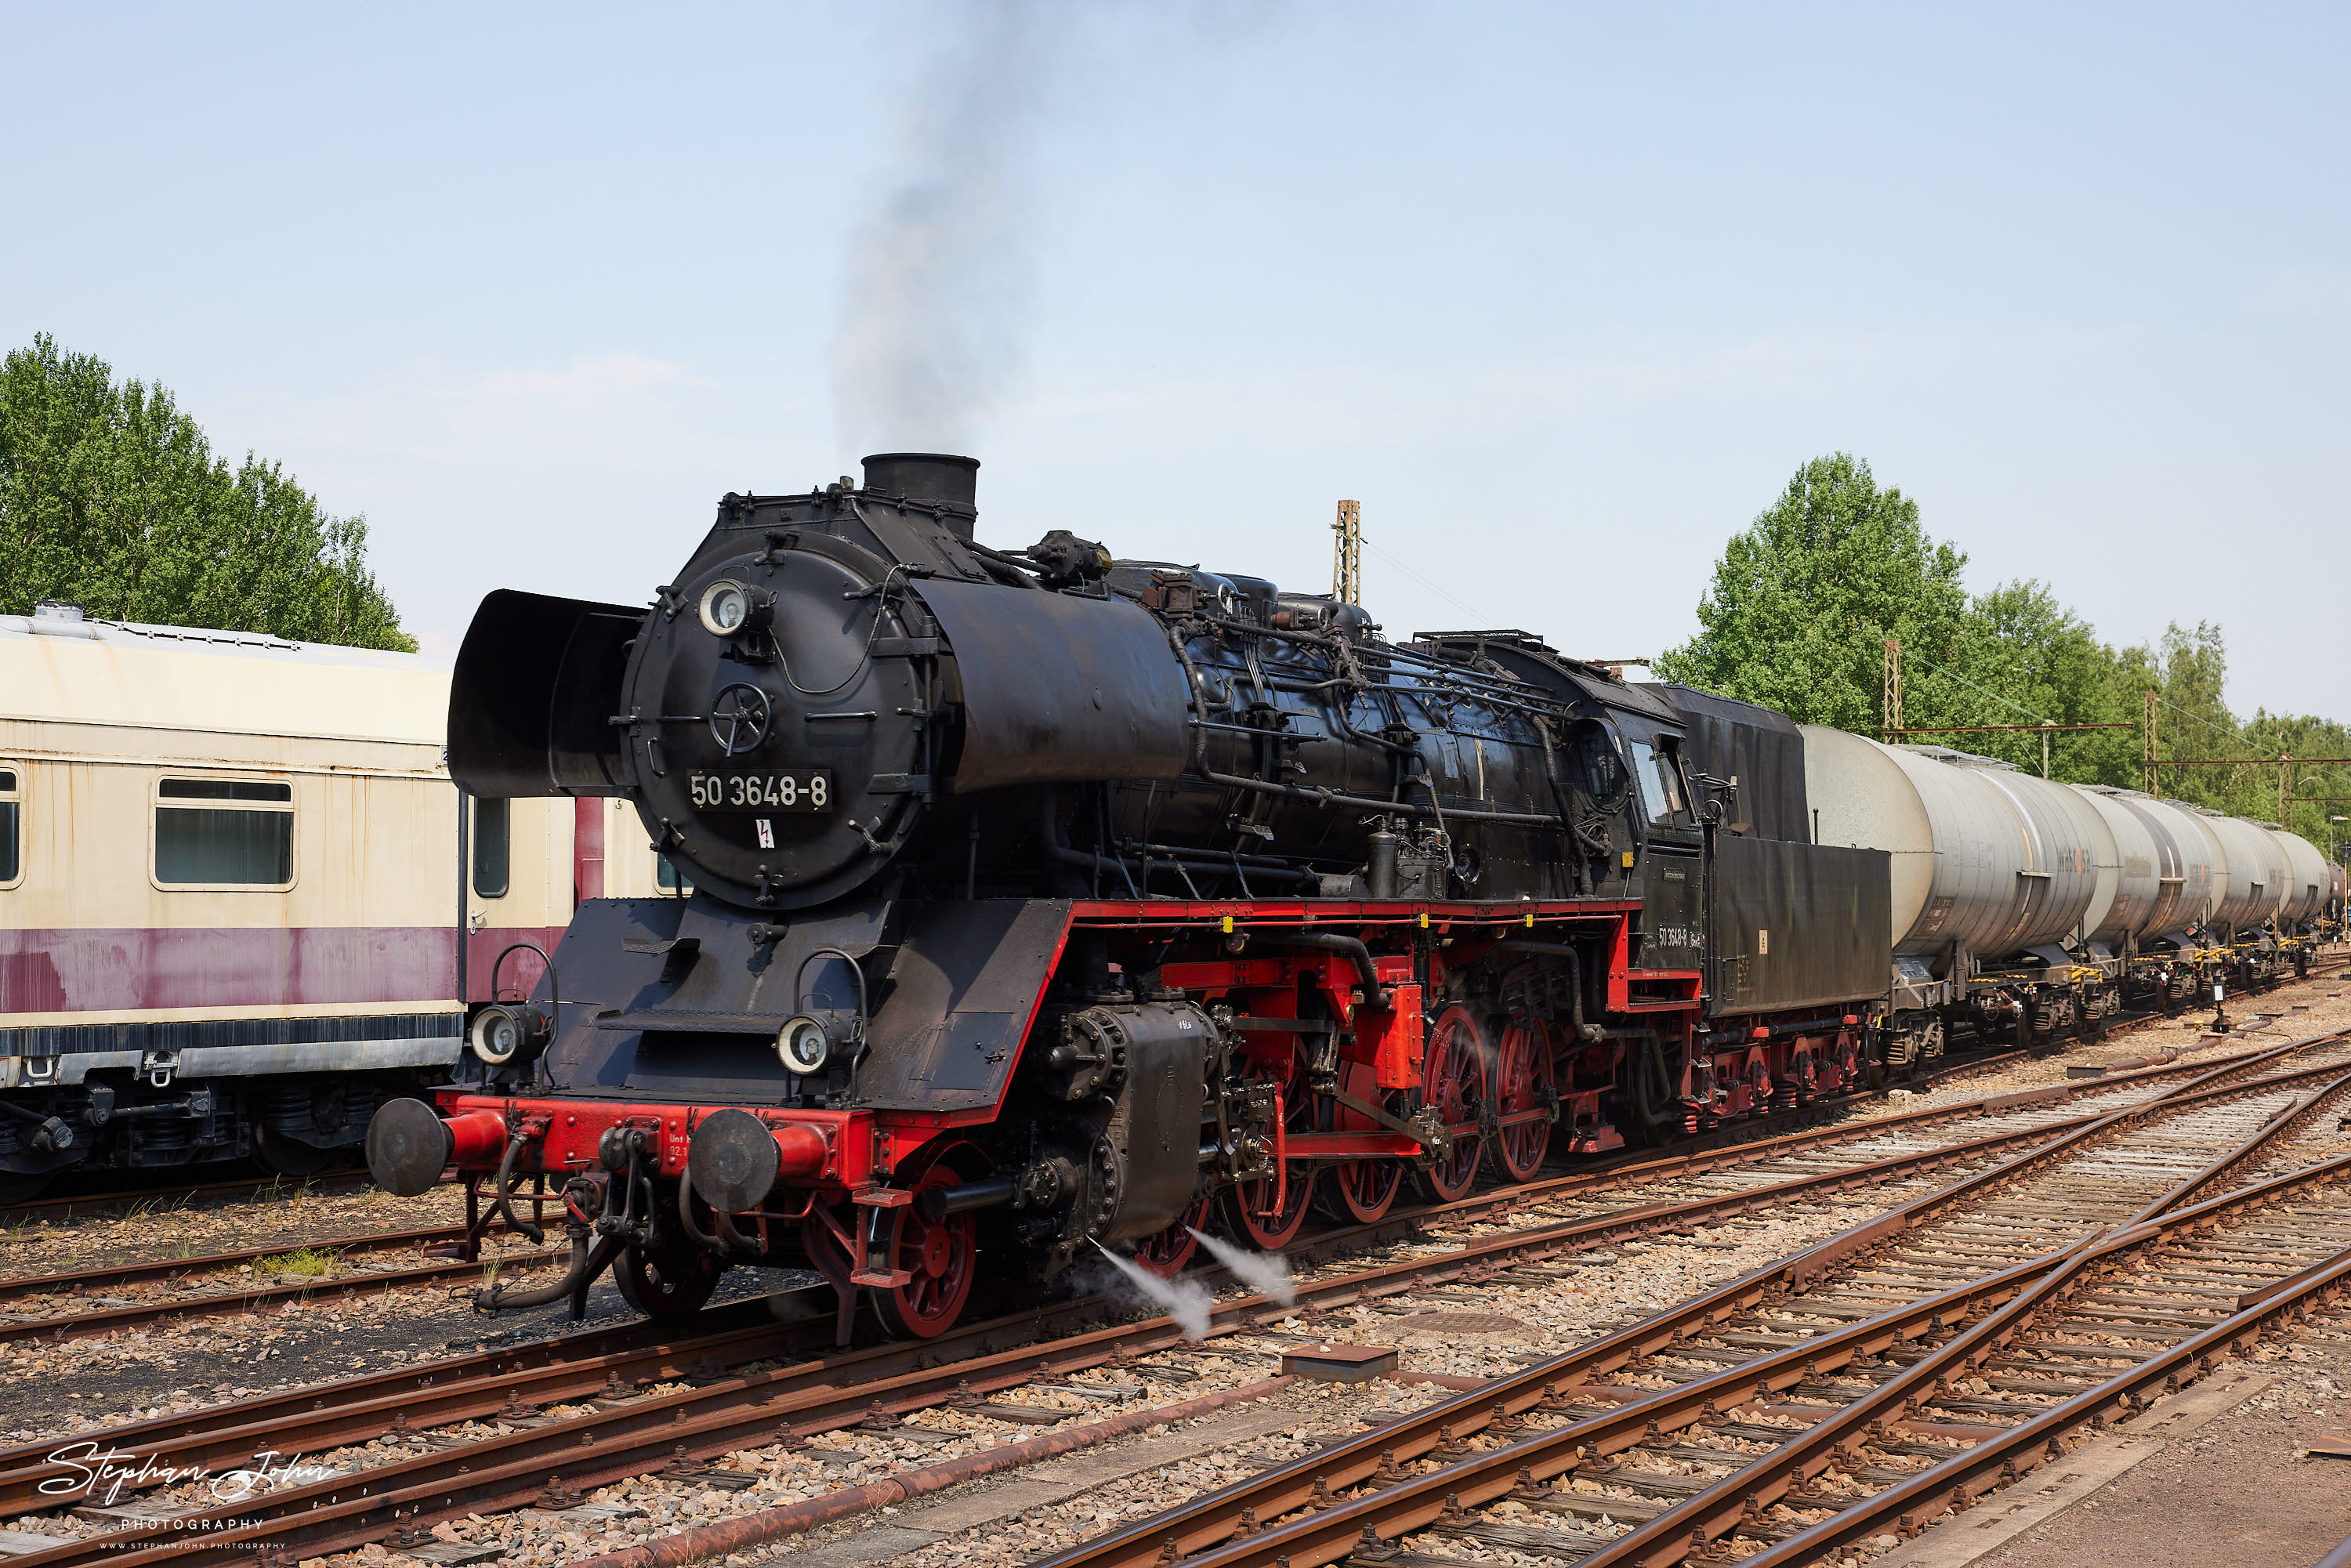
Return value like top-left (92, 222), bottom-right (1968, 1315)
top-left (1487, 1021), bottom-right (1556, 1186)
top-left (614, 1210), bottom-right (725, 1325)
top-left (868, 1151), bottom-right (981, 1338)
top-left (1130, 1193), bottom-right (1214, 1278)
top-left (1317, 1065), bottom-right (1406, 1225)
top-left (1416, 1005), bottom-right (1489, 1204)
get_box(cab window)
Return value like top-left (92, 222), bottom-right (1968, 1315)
top-left (1627, 740), bottom-right (1690, 826)
top-left (1572, 722), bottom-right (1632, 807)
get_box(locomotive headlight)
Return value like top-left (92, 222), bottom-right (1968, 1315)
top-left (469, 1003), bottom-right (549, 1066)
top-left (777, 1016), bottom-right (831, 1076)
top-left (697, 580), bottom-right (765, 638)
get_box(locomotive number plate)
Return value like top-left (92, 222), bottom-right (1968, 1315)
top-left (688, 771), bottom-right (833, 812)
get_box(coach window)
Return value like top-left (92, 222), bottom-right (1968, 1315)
top-left (473, 798), bottom-right (511, 900)
top-left (154, 777), bottom-right (295, 887)
top-left (0, 767), bottom-right (20, 887)
top-left (656, 853), bottom-right (694, 896)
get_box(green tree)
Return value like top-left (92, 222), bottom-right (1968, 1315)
top-left (0, 334), bottom-right (413, 650)
top-left (1931, 580), bottom-right (2139, 784)
top-left (1654, 453), bottom-right (1968, 731)
top-left (1655, 458), bottom-right (2343, 859)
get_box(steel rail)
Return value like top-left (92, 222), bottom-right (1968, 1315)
top-left (0, 1053), bottom-right (2195, 1515)
top-left (0, 1222), bottom-right (499, 1306)
top-left (0, 1244), bottom-right (563, 1347)
top-left (0, 1099), bottom-right (2106, 1531)
top-left (1029, 1034), bottom-right (2349, 1568)
top-left (0, 1074), bottom-right (2179, 1566)
top-left (1574, 1066), bottom-right (2351, 1566)
top-left (6, 1036), bottom-right (2335, 1562)
top-left (1127, 1072), bottom-right (2351, 1568)
top-left (0, 1170), bottom-right (382, 1220)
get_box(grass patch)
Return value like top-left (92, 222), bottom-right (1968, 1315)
top-left (258, 1248), bottom-right (339, 1278)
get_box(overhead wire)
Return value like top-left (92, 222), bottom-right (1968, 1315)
top-left (1360, 538), bottom-right (1496, 626)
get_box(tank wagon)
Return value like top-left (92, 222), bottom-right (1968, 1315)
top-left (1805, 729), bottom-right (2335, 1061)
top-left (0, 605), bottom-right (683, 1199)
top-left (364, 454), bottom-right (1894, 1341)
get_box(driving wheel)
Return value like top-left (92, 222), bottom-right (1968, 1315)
top-left (1417, 1005), bottom-right (1487, 1203)
top-left (1487, 1019), bottom-right (1555, 1184)
top-left (868, 1156), bottom-right (980, 1338)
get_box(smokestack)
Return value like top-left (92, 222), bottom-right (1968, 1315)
top-left (861, 453), bottom-right (980, 538)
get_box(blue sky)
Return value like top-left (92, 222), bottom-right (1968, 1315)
top-left (6, 3), bottom-right (2346, 716)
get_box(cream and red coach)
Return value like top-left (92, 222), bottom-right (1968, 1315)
top-left (0, 604), bottom-right (686, 1200)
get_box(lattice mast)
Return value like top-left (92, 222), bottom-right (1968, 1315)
top-left (1331, 500), bottom-right (1362, 606)
top-left (1881, 638), bottom-right (1902, 741)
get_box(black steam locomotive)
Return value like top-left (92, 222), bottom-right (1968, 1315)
top-left (364, 454), bottom-right (1888, 1340)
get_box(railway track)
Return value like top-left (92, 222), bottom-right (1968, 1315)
top-left (0, 972), bottom-right (2247, 1228)
top-left (0, 970), bottom-right (2321, 1364)
top-left (0, 1224), bottom-right (561, 1347)
top-left (0, 1169), bottom-right (379, 1222)
top-left (4, 1033), bottom-right (2342, 1567)
top-left (1030, 1040), bottom-right (2351, 1568)
top-left (0, 1021), bottom-right (2296, 1366)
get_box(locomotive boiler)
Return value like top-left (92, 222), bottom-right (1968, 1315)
top-left (365, 453), bottom-right (1894, 1340)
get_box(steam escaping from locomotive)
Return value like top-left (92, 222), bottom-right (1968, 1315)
top-left (1187, 1228), bottom-right (1297, 1307)
top-left (1090, 1240), bottom-right (1213, 1342)
top-left (831, 0), bottom-right (1059, 452)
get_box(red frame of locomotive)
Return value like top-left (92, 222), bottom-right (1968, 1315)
top-left (429, 896), bottom-right (1870, 1291)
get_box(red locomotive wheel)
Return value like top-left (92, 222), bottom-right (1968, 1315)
top-left (869, 1158), bottom-right (980, 1338)
top-left (1320, 1153), bottom-right (1403, 1225)
top-left (1318, 1068), bottom-right (1405, 1224)
top-left (1223, 1044), bottom-right (1313, 1250)
top-left (1487, 1020), bottom-right (1555, 1185)
top-left (614, 1219), bottom-right (724, 1325)
top-left (1417, 1005), bottom-right (1488, 1203)
top-left (1130, 1193), bottom-right (1213, 1277)
top-left (1221, 1166), bottom-right (1310, 1251)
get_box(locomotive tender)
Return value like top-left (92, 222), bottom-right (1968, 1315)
top-left (363, 454), bottom-right (2333, 1340)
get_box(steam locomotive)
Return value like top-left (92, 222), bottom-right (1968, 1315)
top-left (361, 454), bottom-right (2327, 1341)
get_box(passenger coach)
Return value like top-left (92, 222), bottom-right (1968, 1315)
top-left (0, 602), bottom-right (683, 1199)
